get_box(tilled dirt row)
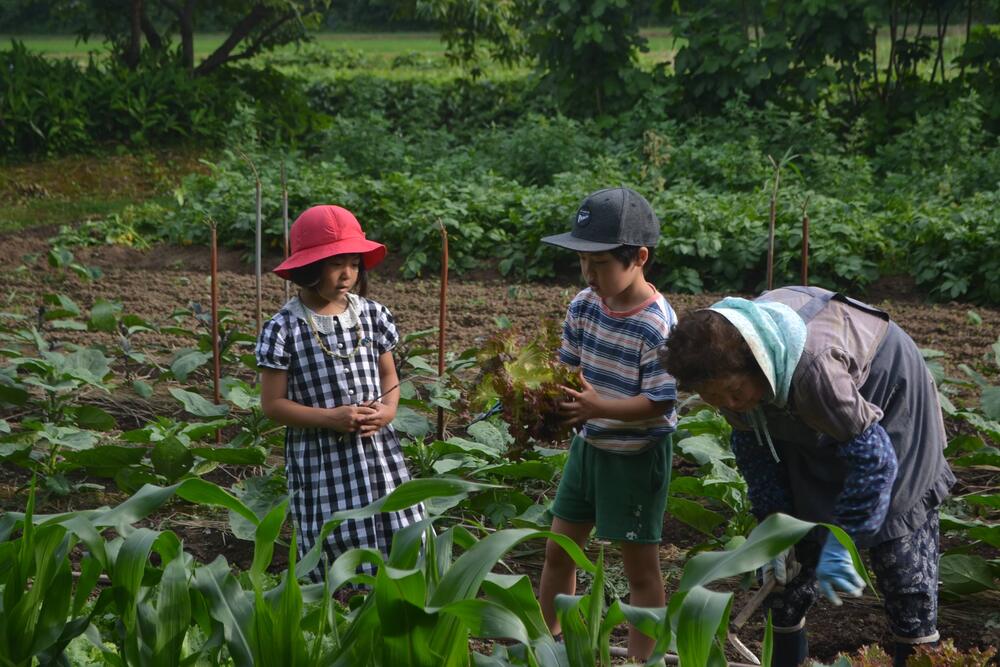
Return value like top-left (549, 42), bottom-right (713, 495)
top-left (3, 230), bottom-right (998, 382)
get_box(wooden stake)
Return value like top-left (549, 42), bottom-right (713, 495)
top-left (237, 149), bottom-right (263, 334)
top-left (437, 221), bottom-right (449, 442)
top-left (209, 218), bottom-right (222, 445)
top-left (800, 197), bottom-right (811, 286)
top-left (766, 154), bottom-right (781, 291)
top-left (281, 158), bottom-right (290, 303)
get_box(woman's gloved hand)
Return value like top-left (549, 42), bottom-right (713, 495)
top-left (816, 532), bottom-right (866, 606)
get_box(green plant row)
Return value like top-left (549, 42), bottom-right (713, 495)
top-left (0, 469), bottom-right (870, 666)
top-left (78, 93), bottom-right (1000, 301)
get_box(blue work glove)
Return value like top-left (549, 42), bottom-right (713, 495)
top-left (816, 533), bottom-right (866, 606)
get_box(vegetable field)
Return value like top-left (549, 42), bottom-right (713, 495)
top-left (1, 228), bottom-right (998, 665)
top-left (3, 5), bottom-right (1000, 664)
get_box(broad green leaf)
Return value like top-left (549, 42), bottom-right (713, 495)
top-left (0, 383), bottom-right (28, 405)
top-left (441, 598), bottom-right (533, 645)
top-left (476, 460), bottom-right (557, 481)
top-left (679, 514), bottom-right (831, 591)
top-left (169, 387), bottom-right (229, 417)
top-left (939, 554), bottom-right (997, 597)
top-left (467, 420), bottom-right (512, 451)
top-left (43, 293), bottom-right (82, 318)
top-left (181, 418), bottom-right (233, 441)
top-left (376, 566), bottom-right (437, 665)
top-left (170, 350), bottom-right (213, 382)
top-left (940, 513), bottom-right (1000, 548)
top-left (68, 405), bottom-right (117, 431)
top-left (675, 586), bottom-right (733, 667)
top-left (151, 438), bottom-right (195, 482)
top-left (677, 409), bottom-right (732, 438)
top-left (300, 478), bottom-right (498, 574)
top-left (63, 446), bottom-right (146, 476)
top-left (37, 423), bottom-right (98, 450)
top-left (481, 574), bottom-right (549, 640)
top-left (554, 594), bottom-right (595, 667)
top-left (982, 386), bottom-right (1000, 421)
top-left (151, 555), bottom-right (192, 660)
top-left (668, 496), bottom-right (726, 535)
top-left (676, 434), bottom-right (732, 465)
top-left (393, 406), bottom-right (431, 438)
top-left (964, 493), bottom-right (1000, 509)
top-left (250, 500), bottom-right (288, 584)
top-left (222, 381), bottom-right (259, 410)
top-left (954, 447), bottom-right (1000, 468)
top-left (434, 437), bottom-right (502, 461)
top-left (132, 380), bottom-right (154, 398)
top-left (88, 300), bottom-right (122, 333)
top-left (63, 349), bottom-right (112, 386)
top-left (191, 558), bottom-right (254, 667)
top-left (112, 528), bottom-right (161, 631)
top-left (431, 529), bottom-right (593, 607)
top-left (191, 446), bottom-right (267, 465)
top-left (49, 319), bottom-right (87, 331)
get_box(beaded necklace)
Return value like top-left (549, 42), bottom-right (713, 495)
top-left (304, 297), bottom-right (371, 360)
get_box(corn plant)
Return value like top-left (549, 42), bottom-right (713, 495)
top-left (0, 480), bottom-right (101, 666)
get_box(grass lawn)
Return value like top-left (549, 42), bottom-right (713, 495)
top-left (0, 31), bottom-right (449, 60)
top-left (3, 26), bottom-right (974, 73)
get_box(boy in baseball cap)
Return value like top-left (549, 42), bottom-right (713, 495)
top-left (538, 187), bottom-right (677, 659)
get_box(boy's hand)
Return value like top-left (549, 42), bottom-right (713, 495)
top-left (328, 405), bottom-right (377, 433)
top-left (358, 401), bottom-right (396, 435)
top-left (559, 376), bottom-right (604, 426)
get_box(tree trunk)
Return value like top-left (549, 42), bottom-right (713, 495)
top-left (125, 0), bottom-right (143, 69)
top-left (140, 11), bottom-right (163, 52)
top-left (194, 3), bottom-right (271, 76)
top-left (162, 0), bottom-right (196, 71)
top-left (180, 0), bottom-right (196, 71)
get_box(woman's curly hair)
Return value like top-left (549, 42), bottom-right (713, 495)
top-left (658, 310), bottom-right (764, 391)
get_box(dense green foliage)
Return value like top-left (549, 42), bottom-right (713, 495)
top-left (0, 41), bottom-right (327, 154)
top-left (71, 67), bottom-right (1000, 302)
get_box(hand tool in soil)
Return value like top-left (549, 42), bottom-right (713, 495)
top-left (727, 555), bottom-right (803, 665)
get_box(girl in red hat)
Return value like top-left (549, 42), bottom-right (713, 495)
top-left (255, 205), bottom-right (424, 581)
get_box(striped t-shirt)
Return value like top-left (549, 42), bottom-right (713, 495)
top-left (559, 286), bottom-right (678, 454)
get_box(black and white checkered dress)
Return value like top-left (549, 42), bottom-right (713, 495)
top-left (255, 295), bottom-right (424, 577)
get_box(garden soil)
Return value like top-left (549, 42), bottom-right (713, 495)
top-left (1, 226), bottom-right (999, 662)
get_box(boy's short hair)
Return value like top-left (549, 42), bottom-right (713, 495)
top-left (608, 244), bottom-right (655, 268)
top-left (541, 187), bottom-right (660, 253)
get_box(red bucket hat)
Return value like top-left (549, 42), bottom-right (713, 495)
top-left (273, 205), bottom-right (386, 280)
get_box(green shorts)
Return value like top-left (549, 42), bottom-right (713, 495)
top-left (550, 434), bottom-right (672, 544)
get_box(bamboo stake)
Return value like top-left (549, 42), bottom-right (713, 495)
top-left (237, 149), bottom-right (263, 334)
top-left (209, 218), bottom-right (222, 445)
top-left (765, 149), bottom-right (797, 291)
top-left (800, 197), bottom-right (811, 286)
top-left (766, 155), bottom-right (781, 291)
top-left (437, 221), bottom-right (449, 442)
top-left (281, 158), bottom-right (290, 303)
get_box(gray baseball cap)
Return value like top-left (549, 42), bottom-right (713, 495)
top-left (541, 187), bottom-right (661, 252)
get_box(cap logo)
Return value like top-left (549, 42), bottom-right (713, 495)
top-left (576, 209), bottom-right (591, 227)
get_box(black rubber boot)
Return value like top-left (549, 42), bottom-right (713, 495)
top-left (893, 641), bottom-right (938, 667)
top-left (772, 627), bottom-right (809, 667)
